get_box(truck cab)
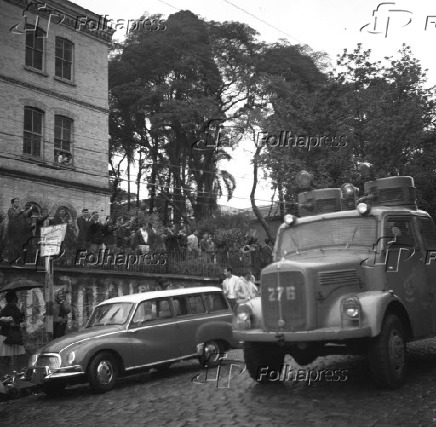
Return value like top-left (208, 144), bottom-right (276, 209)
top-left (233, 176), bottom-right (436, 388)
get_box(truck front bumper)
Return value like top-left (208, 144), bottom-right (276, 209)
top-left (233, 325), bottom-right (372, 343)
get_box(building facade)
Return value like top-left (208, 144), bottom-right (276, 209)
top-left (0, 0), bottom-right (114, 224)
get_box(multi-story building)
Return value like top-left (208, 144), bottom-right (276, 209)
top-left (0, 0), bottom-right (114, 224)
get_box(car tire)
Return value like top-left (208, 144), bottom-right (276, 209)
top-left (41, 381), bottom-right (67, 397)
top-left (87, 351), bottom-right (118, 393)
top-left (368, 313), bottom-right (407, 389)
top-left (199, 340), bottom-right (225, 368)
top-left (244, 342), bottom-right (285, 383)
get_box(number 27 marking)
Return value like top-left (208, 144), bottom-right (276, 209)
top-left (268, 286), bottom-right (296, 302)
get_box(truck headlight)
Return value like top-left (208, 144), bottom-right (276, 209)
top-left (341, 297), bottom-right (361, 327)
top-left (66, 351), bottom-right (75, 365)
top-left (342, 297), bottom-right (361, 318)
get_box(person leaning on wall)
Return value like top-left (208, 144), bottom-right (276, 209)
top-left (53, 289), bottom-right (71, 339)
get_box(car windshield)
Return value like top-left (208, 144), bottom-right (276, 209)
top-left (87, 303), bottom-right (133, 327)
top-left (277, 217), bottom-right (377, 258)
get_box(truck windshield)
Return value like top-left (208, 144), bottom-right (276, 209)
top-left (278, 217), bottom-right (377, 257)
top-left (87, 303), bottom-right (133, 327)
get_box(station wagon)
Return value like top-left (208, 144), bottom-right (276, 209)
top-left (27, 286), bottom-right (236, 394)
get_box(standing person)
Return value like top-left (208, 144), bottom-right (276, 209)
top-left (102, 216), bottom-right (116, 249)
top-left (206, 235), bottom-right (216, 263)
top-left (114, 216), bottom-right (128, 248)
top-left (186, 229), bottom-right (199, 258)
top-left (7, 198), bottom-right (33, 263)
top-left (146, 223), bottom-right (159, 253)
top-left (222, 267), bottom-right (240, 311)
top-left (240, 272), bottom-right (259, 300)
top-left (88, 211), bottom-right (104, 253)
top-left (134, 222), bottom-right (149, 254)
top-left (77, 208), bottom-right (91, 250)
top-left (52, 208), bottom-right (77, 253)
top-left (199, 233), bottom-right (209, 260)
top-left (53, 289), bottom-right (71, 339)
top-left (0, 291), bottom-right (26, 371)
top-left (165, 225), bottom-right (181, 254)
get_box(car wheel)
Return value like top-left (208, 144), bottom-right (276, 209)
top-left (368, 313), bottom-right (407, 389)
top-left (87, 352), bottom-right (118, 393)
top-left (199, 340), bottom-right (225, 368)
top-left (244, 342), bottom-right (285, 384)
top-left (41, 381), bottom-right (67, 397)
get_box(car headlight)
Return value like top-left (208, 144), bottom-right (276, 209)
top-left (284, 214), bottom-right (296, 226)
top-left (357, 202), bottom-right (370, 215)
top-left (342, 297), bottom-right (361, 319)
top-left (234, 304), bottom-right (252, 330)
top-left (66, 351), bottom-right (75, 365)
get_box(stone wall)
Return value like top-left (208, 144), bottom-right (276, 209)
top-left (0, 266), bottom-right (220, 353)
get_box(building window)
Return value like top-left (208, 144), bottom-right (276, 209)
top-left (25, 26), bottom-right (45, 70)
top-left (55, 38), bottom-right (73, 80)
top-left (23, 107), bottom-right (43, 157)
top-left (54, 115), bottom-right (73, 165)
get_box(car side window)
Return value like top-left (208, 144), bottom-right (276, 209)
top-left (384, 217), bottom-right (415, 247)
top-left (205, 292), bottom-right (228, 312)
top-left (157, 299), bottom-right (173, 319)
top-left (187, 295), bottom-right (206, 314)
top-left (172, 296), bottom-right (189, 316)
top-left (131, 301), bottom-right (156, 326)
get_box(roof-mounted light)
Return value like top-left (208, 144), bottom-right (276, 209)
top-left (295, 170), bottom-right (312, 189)
top-left (357, 202), bottom-right (370, 215)
top-left (341, 183), bottom-right (357, 198)
top-left (284, 214), bottom-right (296, 226)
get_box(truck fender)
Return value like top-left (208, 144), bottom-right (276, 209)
top-left (357, 291), bottom-right (411, 337)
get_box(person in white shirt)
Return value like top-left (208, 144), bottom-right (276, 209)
top-left (222, 267), bottom-right (241, 310)
top-left (187, 229), bottom-right (199, 256)
top-left (240, 273), bottom-right (259, 300)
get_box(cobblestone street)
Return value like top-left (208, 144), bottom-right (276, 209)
top-left (2, 340), bottom-right (436, 426)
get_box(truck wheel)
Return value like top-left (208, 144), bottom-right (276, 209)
top-left (244, 342), bottom-right (285, 383)
top-left (87, 352), bottom-right (118, 393)
top-left (291, 349), bottom-right (318, 366)
top-left (368, 313), bottom-right (407, 389)
top-left (41, 381), bottom-right (67, 397)
top-left (199, 340), bottom-right (225, 368)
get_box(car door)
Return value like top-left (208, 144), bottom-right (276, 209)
top-left (172, 294), bottom-right (207, 357)
top-left (128, 298), bottom-right (179, 368)
top-left (384, 215), bottom-right (433, 337)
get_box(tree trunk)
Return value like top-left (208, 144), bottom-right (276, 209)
top-left (250, 145), bottom-right (275, 243)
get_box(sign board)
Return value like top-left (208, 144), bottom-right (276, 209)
top-left (40, 224), bottom-right (67, 257)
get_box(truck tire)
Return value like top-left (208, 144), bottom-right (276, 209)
top-left (199, 340), bottom-right (225, 368)
top-left (368, 313), bottom-right (407, 389)
top-left (244, 342), bottom-right (285, 383)
top-left (291, 349), bottom-right (318, 366)
top-left (87, 351), bottom-right (118, 393)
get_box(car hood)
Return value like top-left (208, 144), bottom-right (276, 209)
top-left (39, 325), bottom-right (124, 354)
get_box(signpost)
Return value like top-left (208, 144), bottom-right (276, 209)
top-left (40, 224), bottom-right (67, 342)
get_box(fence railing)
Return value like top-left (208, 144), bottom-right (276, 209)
top-left (15, 247), bottom-right (269, 279)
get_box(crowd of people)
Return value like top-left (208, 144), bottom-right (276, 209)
top-left (221, 267), bottom-right (259, 311)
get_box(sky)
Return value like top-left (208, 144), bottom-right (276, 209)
top-left (73, 0), bottom-right (436, 209)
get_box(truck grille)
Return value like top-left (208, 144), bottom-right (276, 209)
top-left (36, 354), bottom-right (61, 370)
top-left (261, 271), bottom-right (306, 332)
top-left (318, 270), bottom-right (359, 287)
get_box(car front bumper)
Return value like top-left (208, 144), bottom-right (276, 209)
top-left (233, 325), bottom-right (372, 343)
top-left (27, 365), bottom-right (85, 384)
